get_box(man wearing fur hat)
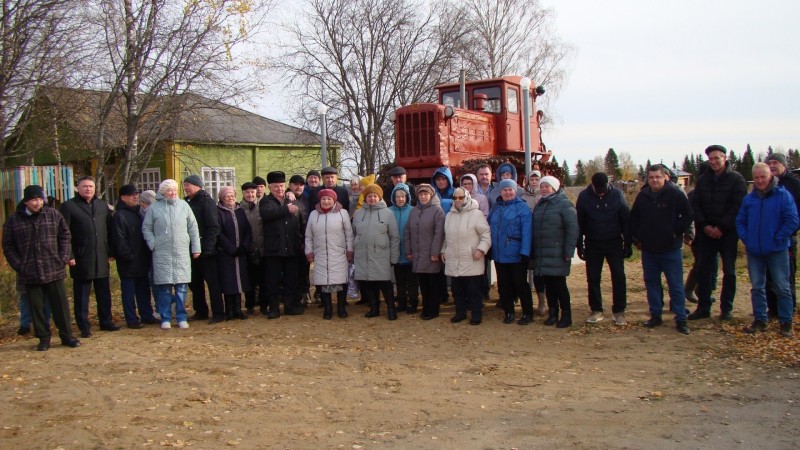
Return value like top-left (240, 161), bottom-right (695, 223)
top-left (260, 171), bottom-right (306, 318)
top-left (765, 152), bottom-right (800, 315)
top-left (576, 172), bottom-right (632, 326)
top-left (4, 185), bottom-right (81, 351)
top-left (183, 174), bottom-right (225, 324)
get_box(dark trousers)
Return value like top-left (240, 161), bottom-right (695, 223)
top-left (73, 277), bottom-right (113, 332)
top-left (483, 258), bottom-right (492, 297)
top-left (695, 232), bottom-right (738, 314)
top-left (245, 257), bottom-right (268, 311)
top-left (685, 242), bottom-right (718, 296)
top-left (359, 280), bottom-right (394, 309)
top-left (418, 272), bottom-right (443, 316)
top-left (530, 273), bottom-right (545, 294)
top-left (452, 275), bottom-right (484, 320)
top-left (767, 240), bottom-right (797, 315)
top-left (585, 238), bottom-right (627, 313)
top-left (394, 264), bottom-right (419, 308)
top-left (120, 276), bottom-right (156, 325)
top-left (543, 275), bottom-right (571, 314)
top-left (264, 255), bottom-right (299, 312)
top-left (190, 256), bottom-right (225, 319)
top-left (298, 257), bottom-right (311, 297)
top-left (495, 262), bottom-right (534, 316)
top-left (28, 280), bottom-right (74, 342)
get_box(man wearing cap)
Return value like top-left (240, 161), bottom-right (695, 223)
top-left (240, 182), bottom-right (267, 315)
top-left (688, 145), bottom-right (747, 321)
top-left (260, 171), bottom-right (306, 318)
top-left (253, 176), bottom-right (267, 202)
top-left (111, 184), bottom-right (158, 328)
top-left (60, 176), bottom-right (118, 337)
top-left (576, 172), bottom-right (632, 326)
top-left (383, 166), bottom-right (416, 206)
top-left (315, 166), bottom-right (350, 212)
top-left (4, 185), bottom-right (81, 351)
top-left (765, 152), bottom-right (800, 315)
top-left (183, 174), bottom-right (225, 324)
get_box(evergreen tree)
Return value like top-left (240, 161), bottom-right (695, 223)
top-left (561, 159), bottom-right (571, 186)
top-left (638, 165), bottom-right (645, 181)
top-left (574, 160), bottom-right (587, 186)
top-left (728, 150), bottom-right (739, 172)
top-left (681, 155), bottom-right (694, 178)
top-left (645, 158), bottom-right (652, 170)
top-left (604, 148), bottom-right (622, 180)
top-left (551, 156), bottom-right (558, 165)
top-left (739, 145), bottom-right (755, 181)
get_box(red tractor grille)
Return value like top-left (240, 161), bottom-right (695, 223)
top-left (397, 110), bottom-right (437, 158)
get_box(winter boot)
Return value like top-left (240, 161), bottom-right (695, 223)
top-left (407, 299), bottom-right (419, 314)
top-left (337, 291), bottom-right (348, 318)
top-left (233, 295), bottom-right (247, 320)
top-left (365, 293), bottom-right (380, 318)
top-left (544, 309), bottom-right (559, 326)
top-left (267, 297), bottom-right (281, 319)
top-left (225, 296), bottom-right (235, 321)
top-left (387, 300), bottom-right (398, 321)
top-left (556, 309), bottom-right (572, 328)
top-left (322, 293), bottom-right (333, 320)
top-left (396, 297), bottom-right (408, 313)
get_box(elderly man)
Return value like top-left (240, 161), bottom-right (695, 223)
top-left (4, 185), bottom-right (80, 351)
top-left (630, 165), bottom-right (693, 334)
top-left (240, 182), bottom-right (266, 315)
top-left (317, 166), bottom-right (350, 212)
top-left (736, 163), bottom-right (799, 337)
top-left (253, 176), bottom-right (267, 202)
top-left (765, 153), bottom-right (800, 315)
top-left (183, 174), bottom-right (225, 324)
top-left (688, 145), bottom-right (747, 321)
top-left (60, 176), bottom-right (118, 337)
top-left (383, 166), bottom-right (416, 205)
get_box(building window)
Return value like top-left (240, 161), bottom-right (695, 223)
top-left (139, 168), bottom-right (161, 193)
top-left (202, 167), bottom-right (235, 200)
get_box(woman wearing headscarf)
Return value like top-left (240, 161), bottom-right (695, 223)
top-left (217, 186), bottom-right (252, 320)
top-left (142, 179), bottom-right (201, 330)
top-left (305, 188), bottom-right (354, 319)
top-left (532, 176), bottom-right (579, 328)
top-left (405, 184), bottom-right (445, 320)
top-left (352, 183), bottom-right (400, 319)
top-left (442, 187), bottom-right (491, 325)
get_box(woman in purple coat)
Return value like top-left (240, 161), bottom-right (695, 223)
top-left (217, 186), bottom-right (252, 320)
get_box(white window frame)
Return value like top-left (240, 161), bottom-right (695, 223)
top-left (201, 166), bottom-right (235, 200)
top-left (139, 168), bottom-right (162, 193)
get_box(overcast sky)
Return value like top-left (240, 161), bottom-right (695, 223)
top-left (539, 0), bottom-right (800, 168)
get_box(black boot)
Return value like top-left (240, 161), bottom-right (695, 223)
top-left (337, 291), bottom-right (348, 318)
top-left (233, 295), bottom-right (246, 320)
top-left (322, 293), bottom-right (333, 320)
top-left (365, 293), bottom-right (380, 318)
top-left (285, 297), bottom-right (304, 315)
top-left (267, 297), bottom-right (281, 319)
top-left (556, 309), bottom-right (572, 328)
top-left (387, 301), bottom-right (397, 321)
top-left (503, 312), bottom-right (515, 324)
top-left (225, 296), bottom-right (235, 320)
top-left (544, 310), bottom-right (558, 326)
top-left (407, 299), bottom-right (419, 314)
top-left (37, 337), bottom-right (51, 352)
top-left (396, 297), bottom-right (408, 313)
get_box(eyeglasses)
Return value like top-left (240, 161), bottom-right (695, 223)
top-left (453, 196), bottom-right (465, 200)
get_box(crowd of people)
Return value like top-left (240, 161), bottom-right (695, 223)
top-left (3, 145), bottom-right (799, 352)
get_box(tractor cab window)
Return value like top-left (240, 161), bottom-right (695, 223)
top-left (442, 91), bottom-right (464, 108)
top-left (507, 88), bottom-right (518, 114)
top-left (473, 87), bottom-right (501, 113)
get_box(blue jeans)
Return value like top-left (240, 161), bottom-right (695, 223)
top-left (642, 248), bottom-right (686, 322)
top-left (120, 276), bottom-right (157, 324)
top-left (748, 250), bottom-right (793, 324)
top-left (18, 292), bottom-right (51, 328)
top-left (153, 284), bottom-right (189, 324)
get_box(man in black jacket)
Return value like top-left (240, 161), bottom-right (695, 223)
top-left (184, 175), bottom-right (225, 324)
top-left (260, 171), bottom-right (306, 318)
top-left (630, 165), bottom-right (693, 334)
top-left (111, 184), bottom-right (158, 328)
top-left (576, 172), bottom-right (632, 326)
top-left (60, 176), bottom-right (119, 337)
top-left (766, 152), bottom-right (800, 314)
top-left (688, 145), bottom-right (747, 321)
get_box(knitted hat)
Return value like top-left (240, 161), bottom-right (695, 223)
top-left (317, 188), bottom-right (337, 201)
top-left (23, 185), bottom-right (45, 202)
top-left (267, 171), bottom-right (286, 184)
top-left (139, 190), bottom-right (156, 205)
top-left (416, 183), bottom-right (435, 197)
top-left (705, 144), bottom-right (727, 156)
top-left (540, 176), bottom-right (561, 192)
top-left (530, 170), bottom-right (542, 178)
top-left (591, 172), bottom-right (609, 193)
top-left (289, 174), bottom-right (305, 185)
top-left (498, 179), bottom-right (517, 191)
top-left (158, 179), bottom-right (178, 195)
top-left (362, 183), bottom-right (383, 200)
top-left (253, 176), bottom-right (267, 186)
top-left (306, 170), bottom-right (321, 179)
top-left (241, 181), bottom-right (258, 191)
top-left (183, 174), bottom-right (204, 188)
top-left (217, 185), bottom-right (235, 201)
top-left (119, 184), bottom-right (139, 196)
top-left (765, 153), bottom-right (787, 167)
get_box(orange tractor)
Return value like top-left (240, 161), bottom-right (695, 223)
top-left (385, 75), bottom-right (559, 185)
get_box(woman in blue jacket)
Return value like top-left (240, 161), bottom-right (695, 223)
top-left (389, 183), bottom-right (419, 313)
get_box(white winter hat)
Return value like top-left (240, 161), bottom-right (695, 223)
top-left (540, 176), bottom-right (561, 192)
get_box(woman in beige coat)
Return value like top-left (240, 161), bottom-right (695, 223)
top-left (442, 188), bottom-right (492, 325)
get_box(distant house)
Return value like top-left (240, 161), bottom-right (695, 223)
top-left (12, 87), bottom-right (338, 201)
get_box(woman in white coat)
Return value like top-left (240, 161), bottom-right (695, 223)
top-left (305, 189), bottom-right (354, 319)
top-left (441, 188), bottom-right (492, 325)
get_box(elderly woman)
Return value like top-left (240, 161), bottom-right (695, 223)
top-left (217, 186), bottom-right (252, 320)
top-left (305, 188), bottom-right (354, 319)
top-left (405, 184), bottom-right (445, 320)
top-left (489, 178), bottom-right (533, 325)
top-left (142, 179), bottom-right (201, 330)
top-left (352, 183), bottom-right (400, 319)
top-left (389, 183), bottom-right (419, 313)
top-left (442, 187), bottom-right (491, 325)
top-left (521, 170), bottom-right (547, 316)
top-left (532, 176), bottom-right (579, 328)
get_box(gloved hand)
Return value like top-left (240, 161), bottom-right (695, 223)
top-left (576, 244), bottom-right (585, 261)
top-left (520, 255), bottom-right (530, 266)
top-left (623, 243), bottom-right (633, 259)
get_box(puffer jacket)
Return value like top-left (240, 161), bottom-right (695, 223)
top-left (405, 193), bottom-right (445, 273)
top-left (240, 199), bottom-right (264, 257)
top-left (3, 203), bottom-right (71, 285)
top-left (142, 193), bottom-right (201, 285)
top-left (59, 195), bottom-right (112, 280)
top-left (111, 200), bottom-right (151, 278)
top-left (488, 195), bottom-right (532, 263)
top-left (442, 193), bottom-right (491, 277)
top-left (305, 202), bottom-right (353, 285)
top-left (352, 200), bottom-right (399, 281)
top-left (690, 160), bottom-right (747, 234)
top-left (575, 183), bottom-right (631, 244)
top-left (185, 189), bottom-right (220, 256)
top-left (431, 166), bottom-right (454, 213)
top-left (532, 189), bottom-right (579, 277)
top-left (736, 177), bottom-right (799, 256)
top-left (460, 173), bottom-right (490, 217)
top-left (389, 183), bottom-right (413, 265)
top-left (630, 183), bottom-right (693, 253)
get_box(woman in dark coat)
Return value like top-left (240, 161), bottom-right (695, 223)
top-left (217, 186), bottom-right (252, 320)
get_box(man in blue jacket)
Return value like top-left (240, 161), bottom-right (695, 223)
top-left (736, 163), bottom-right (799, 337)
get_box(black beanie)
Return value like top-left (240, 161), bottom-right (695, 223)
top-left (591, 172), bottom-right (609, 193)
top-left (23, 185), bottom-right (46, 202)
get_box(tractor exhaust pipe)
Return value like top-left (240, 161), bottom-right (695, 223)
top-left (459, 69), bottom-right (466, 109)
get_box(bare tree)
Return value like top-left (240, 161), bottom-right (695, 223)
top-left (0, 0), bottom-right (84, 167)
top-left (277, 0), bottom-right (466, 175)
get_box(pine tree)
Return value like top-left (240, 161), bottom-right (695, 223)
top-left (574, 160), bottom-right (587, 186)
top-left (551, 156), bottom-right (558, 165)
top-left (561, 159), bottom-right (571, 186)
top-left (739, 145), bottom-right (755, 181)
top-left (604, 148), bottom-right (622, 180)
top-left (728, 150), bottom-right (739, 172)
top-left (638, 165), bottom-right (645, 181)
top-left (681, 155), bottom-right (693, 178)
